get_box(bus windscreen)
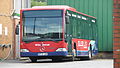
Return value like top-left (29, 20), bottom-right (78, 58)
top-left (22, 10), bottom-right (63, 42)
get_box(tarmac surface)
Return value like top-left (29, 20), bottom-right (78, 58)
top-left (0, 59), bottom-right (113, 68)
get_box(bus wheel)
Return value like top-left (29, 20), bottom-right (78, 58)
top-left (29, 57), bottom-right (37, 63)
top-left (52, 58), bottom-right (63, 62)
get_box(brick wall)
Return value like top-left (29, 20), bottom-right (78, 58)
top-left (113, 0), bottom-right (120, 68)
top-left (0, 0), bottom-right (15, 59)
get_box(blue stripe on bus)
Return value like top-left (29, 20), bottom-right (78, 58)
top-left (20, 51), bottom-right (68, 57)
top-left (76, 51), bottom-right (88, 56)
top-left (77, 51), bottom-right (88, 52)
top-left (21, 50), bottom-right (97, 57)
top-left (76, 50), bottom-right (98, 56)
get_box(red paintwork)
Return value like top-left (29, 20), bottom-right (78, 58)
top-left (20, 6), bottom-right (95, 53)
top-left (72, 39), bottom-right (91, 51)
top-left (20, 6), bottom-right (66, 46)
top-left (20, 41), bottom-right (68, 52)
top-left (20, 6), bottom-right (68, 52)
top-left (20, 6), bottom-right (96, 44)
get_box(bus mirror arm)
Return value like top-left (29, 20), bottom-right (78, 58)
top-left (15, 25), bottom-right (19, 35)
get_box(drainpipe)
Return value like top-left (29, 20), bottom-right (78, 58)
top-left (12, 0), bottom-right (16, 59)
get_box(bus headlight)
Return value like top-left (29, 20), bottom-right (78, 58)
top-left (20, 49), bottom-right (29, 52)
top-left (56, 48), bottom-right (67, 51)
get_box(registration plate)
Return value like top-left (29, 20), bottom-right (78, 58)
top-left (38, 53), bottom-right (48, 56)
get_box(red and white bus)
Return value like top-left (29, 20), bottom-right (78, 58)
top-left (20, 6), bottom-right (98, 62)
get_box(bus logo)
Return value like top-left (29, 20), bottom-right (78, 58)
top-left (78, 41), bottom-right (88, 46)
top-left (35, 42), bottom-right (50, 46)
top-left (40, 46), bottom-right (45, 52)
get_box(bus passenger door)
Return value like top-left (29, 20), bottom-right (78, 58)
top-left (65, 16), bottom-right (72, 55)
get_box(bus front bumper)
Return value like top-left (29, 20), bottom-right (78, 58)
top-left (20, 51), bottom-right (68, 57)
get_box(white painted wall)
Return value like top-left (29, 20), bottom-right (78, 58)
top-left (14, 0), bottom-right (31, 59)
top-left (14, 0), bottom-right (31, 15)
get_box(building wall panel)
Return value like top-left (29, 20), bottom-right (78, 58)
top-left (113, 0), bottom-right (120, 67)
top-left (0, 0), bottom-right (14, 59)
top-left (47, 0), bottom-right (113, 51)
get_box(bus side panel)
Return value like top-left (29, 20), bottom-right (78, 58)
top-left (72, 39), bottom-right (98, 56)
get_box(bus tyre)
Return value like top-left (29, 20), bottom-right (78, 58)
top-left (52, 58), bottom-right (63, 62)
top-left (29, 57), bottom-right (37, 63)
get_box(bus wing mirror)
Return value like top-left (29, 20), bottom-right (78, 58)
top-left (15, 25), bottom-right (19, 35)
top-left (65, 16), bottom-right (70, 24)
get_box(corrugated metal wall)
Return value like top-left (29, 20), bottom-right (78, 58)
top-left (47, 0), bottom-right (113, 51)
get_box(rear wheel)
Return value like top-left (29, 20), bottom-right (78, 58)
top-left (80, 46), bottom-right (92, 60)
top-left (70, 56), bottom-right (75, 61)
top-left (80, 50), bottom-right (92, 60)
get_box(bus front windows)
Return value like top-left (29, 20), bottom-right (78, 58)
top-left (22, 10), bottom-right (63, 42)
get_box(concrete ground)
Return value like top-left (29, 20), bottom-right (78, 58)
top-left (0, 59), bottom-right (113, 68)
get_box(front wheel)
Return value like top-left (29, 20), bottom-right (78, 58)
top-left (69, 56), bottom-right (75, 61)
top-left (52, 58), bottom-right (64, 62)
top-left (29, 57), bottom-right (37, 62)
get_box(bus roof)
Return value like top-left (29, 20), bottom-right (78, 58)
top-left (21, 5), bottom-right (96, 19)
